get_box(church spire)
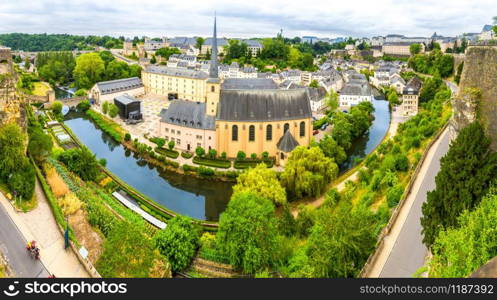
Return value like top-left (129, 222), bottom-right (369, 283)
top-left (209, 13), bottom-right (219, 79)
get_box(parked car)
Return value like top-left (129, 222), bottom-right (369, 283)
top-left (320, 124), bottom-right (328, 130)
top-left (313, 130), bottom-right (319, 135)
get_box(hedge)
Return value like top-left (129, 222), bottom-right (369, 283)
top-left (181, 152), bottom-right (193, 159)
top-left (234, 159), bottom-right (274, 169)
top-left (86, 109), bottom-right (123, 142)
top-left (193, 156), bottom-right (231, 169)
top-left (155, 147), bottom-right (180, 159)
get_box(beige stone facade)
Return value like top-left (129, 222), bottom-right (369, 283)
top-left (215, 119), bottom-right (311, 158)
top-left (157, 121), bottom-right (216, 152)
top-left (400, 94), bottom-right (418, 116)
top-left (141, 68), bottom-right (208, 102)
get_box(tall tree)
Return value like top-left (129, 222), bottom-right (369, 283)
top-left (216, 192), bottom-right (278, 274)
top-left (73, 52), bottom-right (105, 89)
top-left (421, 122), bottom-right (497, 246)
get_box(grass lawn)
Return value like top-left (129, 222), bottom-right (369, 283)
top-left (32, 82), bottom-right (51, 96)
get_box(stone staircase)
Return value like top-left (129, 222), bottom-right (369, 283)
top-left (187, 257), bottom-right (239, 278)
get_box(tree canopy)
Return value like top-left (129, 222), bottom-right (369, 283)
top-left (232, 164), bottom-right (287, 206)
top-left (421, 122), bottom-right (497, 246)
top-left (216, 192), bottom-right (278, 274)
top-left (73, 53), bottom-right (105, 89)
top-left (280, 146), bottom-right (338, 198)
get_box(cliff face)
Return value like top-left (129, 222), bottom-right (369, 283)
top-left (455, 46), bottom-right (497, 150)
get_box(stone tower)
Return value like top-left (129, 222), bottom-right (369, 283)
top-left (206, 15), bottom-right (221, 116)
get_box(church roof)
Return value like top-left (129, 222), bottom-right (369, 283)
top-left (217, 88), bottom-right (312, 122)
top-left (222, 78), bottom-right (278, 90)
top-left (277, 130), bottom-right (299, 153)
top-left (159, 100), bottom-right (215, 130)
top-left (144, 66), bottom-right (208, 79)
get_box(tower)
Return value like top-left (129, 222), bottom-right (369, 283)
top-left (206, 14), bottom-right (221, 116)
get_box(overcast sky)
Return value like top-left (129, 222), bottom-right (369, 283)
top-left (0, 0), bottom-right (495, 38)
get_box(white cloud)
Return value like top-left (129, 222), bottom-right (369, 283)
top-left (0, 0), bottom-right (495, 38)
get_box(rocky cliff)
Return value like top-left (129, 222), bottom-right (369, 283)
top-left (454, 46), bottom-right (497, 150)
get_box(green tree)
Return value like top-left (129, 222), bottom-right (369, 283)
top-left (303, 203), bottom-right (377, 277)
top-left (0, 123), bottom-right (27, 179)
top-left (195, 37), bottom-right (205, 51)
top-left (108, 103), bottom-right (119, 118)
top-left (233, 164), bottom-right (286, 205)
top-left (421, 122), bottom-right (497, 246)
top-left (97, 221), bottom-right (168, 278)
top-left (410, 43), bottom-right (422, 55)
top-left (195, 146), bottom-right (205, 157)
top-left (51, 101), bottom-right (63, 115)
top-left (150, 55), bottom-right (157, 64)
top-left (280, 146), bottom-right (338, 198)
top-left (317, 135), bottom-right (346, 164)
top-left (155, 47), bottom-right (181, 60)
top-left (73, 52), bottom-right (105, 89)
top-left (429, 186), bottom-right (497, 277)
top-left (154, 216), bottom-right (199, 272)
top-left (216, 192), bottom-right (278, 274)
top-left (58, 147), bottom-right (101, 181)
top-left (168, 140), bottom-right (175, 150)
top-left (9, 160), bottom-right (35, 200)
top-left (309, 80), bottom-right (319, 88)
top-left (102, 101), bottom-right (109, 114)
top-left (28, 127), bottom-right (53, 165)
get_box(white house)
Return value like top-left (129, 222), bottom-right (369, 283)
top-left (89, 77), bottom-right (145, 104)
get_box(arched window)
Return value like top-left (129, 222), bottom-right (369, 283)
top-left (266, 125), bottom-right (272, 141)
top-left (211, 86), bottom-right (215, 92)
top-left (232, 125), bottom-right (238, 141)
top-left (300, 121), bottom-right (305, 137)
top-left (249, 125), bottom-right (255, 141)
top-left (284, 123), bottom-right (289, 134)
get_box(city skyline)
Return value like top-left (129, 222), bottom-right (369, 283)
top-left (0, 0), bottom-right (496, 39)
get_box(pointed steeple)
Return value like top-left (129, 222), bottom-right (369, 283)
top-left (209, 13), bottom-right (219, 79)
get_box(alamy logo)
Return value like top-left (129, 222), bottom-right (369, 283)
top-left (3, 281), bottom-right (20, 297)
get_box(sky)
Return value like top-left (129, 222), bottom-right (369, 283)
top-left (0, 0), bottom-right (496, 39)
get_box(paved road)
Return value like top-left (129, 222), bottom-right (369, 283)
top-left (0, 203), bottom-right (48, 278)
top-left (379, 128), bottom-right (451, 277)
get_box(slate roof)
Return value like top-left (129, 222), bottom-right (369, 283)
top-left (115, 94), bottom-right (140, 105)
top-left (277, 130), bottom-right (299, 152)
top-left (204, 38), bottom-right (228, 46)
top-left (307, 87), bottom-right (326, 102)
top-left (403, 77), bottom-right (422, 95)
top-left (159, 100), bottom-right (215, 130)
top-left (144, 66), bottom-right (208, 79)
top-left (217, 88), bottom-right (312, 122)
top-left (482, 25), bottom-right (494, 32)
top-left (340, 82), bottom-right (372, 96)
top-left (95, 77), bottom-right (143, 95)
top-left (221, 78), bottom-right (278, 90)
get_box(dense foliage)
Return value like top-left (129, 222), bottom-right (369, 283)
top-left (154, 216), bottom-right (200, 272)
top-left (408, 50), bottom-right (454, 78)
top-left (429, 186), bottom-right (497, 277)
top-left (421, 122), bottom-right (497, 246)
top-left (216, 192), bottom-right (278, 274)
top-left (58, 147), bottom-right (101, 181)
top-left (232, 164), bottom-right (286, 206)
top-left (0, 33), bottom-right (123, 51)
top-left (36, 52), bottom-right (75, 85)
top-left (280, 146), bottom-right (338, 198)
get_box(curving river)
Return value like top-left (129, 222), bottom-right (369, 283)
top-left (64, 95), bottom-right (390, 220)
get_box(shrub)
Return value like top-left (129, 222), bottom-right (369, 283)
top-left (154, 216), bottom-right (200, 272)
top-left (124, 133), bottom-right (131, 141)
top-left (197, 166), bottom-right (215, 176)
top-left (58, 192), bottom-right (82, 216)
top-left (262, 151), bottom-right (269, 159)
top-left (77, 99), bottom-right (90, 111)
top-left (51, 101), bottom-right (63, 115)
top-left (387, 185), bottom-right (404, 208)
top-left (46, 166), bottom-right (70, 198)
top-left (108, 104), bottom-right (119, 118)
top-left (237, 151), bottom-right (246, 160)
top-left (251, 153), bottom-right (257, 160)
top-left (99, 158), bottom-right (107, 167)
top-left (102, 101), bottom-right (109, 114)
top-left (195, 146), bottom-right (205, 157)
top-left (192, 156), bottom-right (231, 169)
top-left (208, 149), bottom-right (217, 158)
top-left (221, 152), bottom-right (227, 159)
top-left (155, 147), bottom-right (179, 159)
top-left (323, 188), bottom-right (340, 208)
top-left (74, 89), bottom-right (87, 97)
top-left (150, 137), bottom-right (165, 148)
top-left (168, 140), bottom-right (175, 150)
top-left (9, 162), bottom-right (36, 200)
top-left (181, 152), bottom-right (193, 159)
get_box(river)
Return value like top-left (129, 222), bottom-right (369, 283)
top-left (64, 112), bottom-right (233, 221)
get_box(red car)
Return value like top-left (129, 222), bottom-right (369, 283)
top-left (313, 130), bottom-right (319, 135)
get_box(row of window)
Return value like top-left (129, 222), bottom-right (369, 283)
top-left (165, 136), bottom-right (181, 145)
top-left (165, 128), bottom-right (181, 135)
top-left (231, 122), bottom-right (306, 141)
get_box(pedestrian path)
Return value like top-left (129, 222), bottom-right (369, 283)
top-left (0, 179), bottom-right (90, 278)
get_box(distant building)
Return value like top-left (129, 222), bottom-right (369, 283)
top-left (382, 42), bottom-right (425, 56)
top-left (339, 72), bottom-right (372, 108)
top-left (89, 77), bottom-right (144, 104)
top-left (400, 77), bottom-right (422, 116)
top-left (308, 87), bottom-right (327, 112)
top-left (201, 38), bottom-right (229, 55)
top-left (123, 39), bottom-right (134, 56)
top-left (479, 24), bottom-right (495, 41)
top-left (302, 36), bottom-right (318, 44)
top-left (144, 37), bottom-right (167, 51)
